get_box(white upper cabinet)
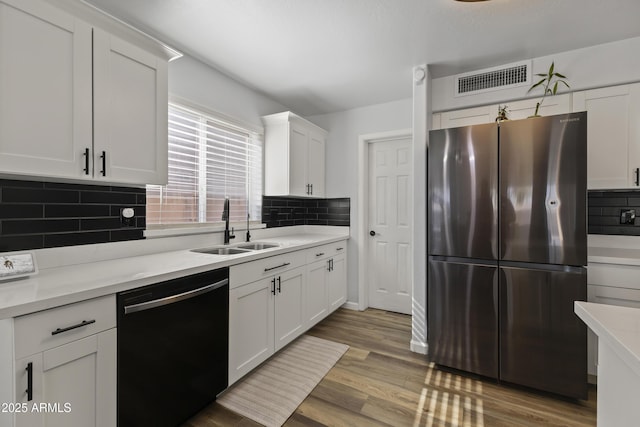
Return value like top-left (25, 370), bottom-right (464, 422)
top-left (433, 94), bottom-right (572, 130)
top-left (506, 93), bottom-right (571, 120)
top-left (263, 112), bottom-right (327, 198)
top-left (0, 0), bottom-right (92, 181)
top-left (0, 0), bottom-right (170, 186)
top-left (573, 83), bottom-right (640, 189)
top-left (438, 105), bottom-right (494, 129)
top-left (93, 29), bottom-right (168, 185)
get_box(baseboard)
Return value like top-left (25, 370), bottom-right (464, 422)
top-left (342, 301), bottom-right (360, 311)
top-left (410, 339), bottom-right (428, 355)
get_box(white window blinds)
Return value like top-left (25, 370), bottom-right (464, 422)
top-left (147, 103), bottom-right (262, 226)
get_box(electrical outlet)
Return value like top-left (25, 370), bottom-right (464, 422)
top-left (121, 207), bottom-right (135, 227)
top-left (620, 209), bottom-right (636, 225)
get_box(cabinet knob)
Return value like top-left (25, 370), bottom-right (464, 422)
top-left (370, 230), bottom-right (376, 236)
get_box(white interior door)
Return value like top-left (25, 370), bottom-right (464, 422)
top-left (368, 137), bottom-right (413, 314)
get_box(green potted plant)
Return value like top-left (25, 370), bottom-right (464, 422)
top-left (527, 62), bottom-right (569, 117)
top-left (495, 105), bottom-right (509, 122)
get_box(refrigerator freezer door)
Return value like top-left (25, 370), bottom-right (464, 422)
top-left (499, 265), bottom-right (587, 399)
top-left (429, 124), bottom-right (498, 260)
top-left (499, 112), bottom-right (587, 266)
top-left (428, 258), bottom-right (499, 378)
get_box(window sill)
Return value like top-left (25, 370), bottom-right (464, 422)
top-left (144, 222), bottom-right (266, 239)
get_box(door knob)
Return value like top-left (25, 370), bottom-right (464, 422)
top-left (370, 230), bottom-right (376, 236)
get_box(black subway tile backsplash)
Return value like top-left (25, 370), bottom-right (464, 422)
top-left (44, 231), bottom-right (110, 248)
top-left (0, 204), bottom-right (43, 219)
top-left (80, 190), bottom-right (138, 205)
top-left (2, 187), bottom-right (80, 204)
top-left (588, 190), bottom-right (640, 236)
top-left (263, 196), bottom-right (350, 228)
top-left (0, 179), bottom-right (146, 251)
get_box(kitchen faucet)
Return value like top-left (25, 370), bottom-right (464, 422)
top-left (222, 198), bottom-right (235, 244)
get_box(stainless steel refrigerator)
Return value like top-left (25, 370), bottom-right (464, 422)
top-left (427, 112), bottom-right (588, 399)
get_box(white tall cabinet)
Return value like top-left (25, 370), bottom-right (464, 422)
top-left (0, 0), bottom-right (172, 186)
top-left (573, 83), bottom-right (640, 189)
top-left (262, 112), bottom-right (327, 197)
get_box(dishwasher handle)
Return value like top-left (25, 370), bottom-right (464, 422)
top-left (124, 278), bottom-right (228, 315)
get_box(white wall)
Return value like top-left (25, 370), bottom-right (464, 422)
top-left (308, 98), bottom-right (413, 304)
top-left (432, 36), bottom-right (640, 112)
top-left (169, 55), bottom-right (287, 129)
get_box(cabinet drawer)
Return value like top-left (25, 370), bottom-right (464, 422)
top-left (588, 263), bottom-right (640, 291)
top-left (306, 241), bottom-right (347, 263)
top-left (587, 284), bottom-right (640, 308)
top-left (230, 251), bottom-right (306, 289)
top-left (14, 295), bottom-right (116, 358)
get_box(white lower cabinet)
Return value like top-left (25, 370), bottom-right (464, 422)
top-left (273, 267), bottom-right (306, 351)
top-left (328, 252), bottom-right (347, 312)
top-left (228, 278), bottom-right (275, 386)
top-left (228, 251), bottom-right (307, 386)
top-left (229, 266), bottom-right (305, 385)
top-left (229, 239), bottom-right (348, 385)
top-left (306, 259), bottom-right (330, 326)
top-left (14, 330), bottom-right (116, 427)
top-left (304, 243), bottom-right (348, 328)
top-left (11, 295), bottom-right (116, 427)
top-left (587, 262), bottom-right (640, 379)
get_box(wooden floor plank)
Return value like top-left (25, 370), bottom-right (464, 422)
top-left (184, 308), bottom-right (596, 426)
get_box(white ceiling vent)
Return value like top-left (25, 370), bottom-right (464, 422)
top-left (454, 61), bottom-right (531, 97)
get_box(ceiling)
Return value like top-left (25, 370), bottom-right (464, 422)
top-left (84, 0), bottom-right (640, 116)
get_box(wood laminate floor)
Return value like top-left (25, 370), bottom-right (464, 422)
top-left (184, 308), bottom-right (596, 427)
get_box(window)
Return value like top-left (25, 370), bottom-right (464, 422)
top-left (147, 103), bottom-right (262, 227)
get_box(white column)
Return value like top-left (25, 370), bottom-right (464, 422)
top-left (411, 65), bottom-right (429, 354)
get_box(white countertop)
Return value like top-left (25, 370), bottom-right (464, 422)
top-left (0, 233), bottom-right (348, 319)
top-left (575, 301), bottom-right (640, 378)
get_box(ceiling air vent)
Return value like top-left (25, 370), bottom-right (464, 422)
top-left (454, 61), bottom-right (531, 97)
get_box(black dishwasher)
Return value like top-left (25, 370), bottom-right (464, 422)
top-left (117, 267), bottom-right (229, 427)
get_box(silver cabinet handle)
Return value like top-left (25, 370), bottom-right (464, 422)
top-left (124, 278), bottom-right (228, 315)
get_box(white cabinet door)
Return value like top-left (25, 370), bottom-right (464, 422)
top-left (439, 105), bottom-right (494, 129)
top-left (228, 278), bottom-right (275, 385)
top-left (305, 259), bottom-right (329, 328)
top-left (307, 130), bottom-right (325, 197)
top-left (274, 266), bottom-right (306, 351)
top-left (506, 93), bottom-right (571, 120)
top-left (93, 29), bottom-right (168, 185)
top-left (573, 83), bottom-right (640, 189)
top-left (288, 123), bottom-right (309, 197)
top-left (328, 254), bottom-right (347, 313)
top-left (0, 0), bottom-right (92, 180)
top-left (431, 113), bottom-right (442, 130)
top-left (14, 329), bottom-right (116, 427)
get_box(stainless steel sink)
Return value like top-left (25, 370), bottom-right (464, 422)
top-left (236, 242), bottom-right (280, 250)
top-left (191, 247), bottom-right (251, 255)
